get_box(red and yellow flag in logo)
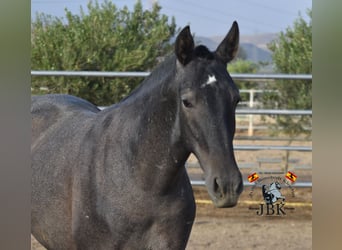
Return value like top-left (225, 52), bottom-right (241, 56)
top-left (248, 172), bottom-right (259, 183)
top-left (285, 171), bottom-right (297, 182)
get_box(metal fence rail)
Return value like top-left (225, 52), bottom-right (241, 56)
top-left (31, 71), bottom-right (150, 78)
top-left (236, 109), bottom-right (312, 115)
top-left (31, 71), bottom-right (312, 80)
top-left (190, 180), bottom-right (311, 188)
top-left (234, 145), bottom-right (312, 151)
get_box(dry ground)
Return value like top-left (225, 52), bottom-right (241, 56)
top-left (187, 187), bottom-right (312, 250)
top-left (31, 187), bottom-right (312, 250)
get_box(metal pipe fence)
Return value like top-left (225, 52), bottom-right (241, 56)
top-left (31, 71), bottom-right (312, 187)
top-left (190, 180), bottom-right (312, 188)
top-left (236, 109), bottom-right (311, 115)
top-left (234, 145), bottom-right (311, 151)
top-left (31, 70), bottom-right (312, 80)
top-left (31, 71), bottom-right (150, 78)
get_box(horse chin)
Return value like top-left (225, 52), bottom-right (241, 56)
top-left (210, 194), bottom-right (239, 208)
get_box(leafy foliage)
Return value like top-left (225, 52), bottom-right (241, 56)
top-left (227, 59), bottom-right (259, 102)
top-left (263, 9), bottom-right (312, 137)
top-left (31, 0), bottom-right (176, 105)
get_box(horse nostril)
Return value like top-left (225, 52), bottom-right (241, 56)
top-left (214, 178), bottom-right (219, 193)
top-left (213, 178), bottom-right (223, 198)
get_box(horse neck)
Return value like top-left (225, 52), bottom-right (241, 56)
top-left (104, 72), bottom-right (190, 194)
top-left (127, 56), bottom-right (188, 160)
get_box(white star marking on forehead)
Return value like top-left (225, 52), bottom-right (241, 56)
top-left (207, 74), bottom-right (216, 85)
top-left (201, 74), bottom-right (217, 88)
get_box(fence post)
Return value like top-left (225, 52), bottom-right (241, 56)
top-left (248, 89), bottom-right (254, 136)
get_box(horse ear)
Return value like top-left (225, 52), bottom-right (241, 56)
top-left (215, 21), bottom-right (239, 64)
top-left (175, 26), bottom-right (194, 66)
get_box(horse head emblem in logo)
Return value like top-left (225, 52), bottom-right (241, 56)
top-left (262, 182), bottom-right (285, 204)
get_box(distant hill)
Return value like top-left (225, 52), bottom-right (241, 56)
top-left (195, 33), bottom-right (278, 64)
top-left (240, 43), bottom-right (272, 63)
top-left (240, 33), bottom-right (278, 50)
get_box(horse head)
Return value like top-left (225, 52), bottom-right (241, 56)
top-left (174, 22), bottom-right (243, 208)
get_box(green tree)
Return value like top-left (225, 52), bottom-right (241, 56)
top-left (31, 0), bottom-right (176, 105)
top-left (228, 59), bottom-right (259, 102)
top-left (263, 9), bottom-right (312, 137)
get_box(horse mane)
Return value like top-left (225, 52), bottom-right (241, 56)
top-left (121, 45), bottom-right (214, 103)
top-left (119, 54), bottom-right (176, 104)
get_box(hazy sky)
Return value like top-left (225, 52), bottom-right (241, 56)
top-left (31, 0), bottom-right (312, 36)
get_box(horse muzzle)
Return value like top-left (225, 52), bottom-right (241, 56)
top-left (206, 174), bottom-right (243, 208)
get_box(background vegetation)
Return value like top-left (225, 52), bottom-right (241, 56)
top-left (31, 0), bottom-right (176, 105)
top-left (263, 9), bottom-right (312, 137)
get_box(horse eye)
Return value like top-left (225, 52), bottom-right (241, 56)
top-left (182, 99), bottom-right (193, 108)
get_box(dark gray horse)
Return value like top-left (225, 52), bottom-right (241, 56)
top-left (31, 22), bottom-right (243, 249)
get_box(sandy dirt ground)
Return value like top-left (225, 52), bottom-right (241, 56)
top-left (31, 137), bottom-right (312, 250)
top-left (31, 186), bottom-right (312, 250)
top-left (188, 216), bottom-right (312, 250)
top-left (187, 187), bottom-right (312, 250)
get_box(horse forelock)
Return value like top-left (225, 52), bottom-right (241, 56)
top-left (193, 45), bottom-right (214, 61)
